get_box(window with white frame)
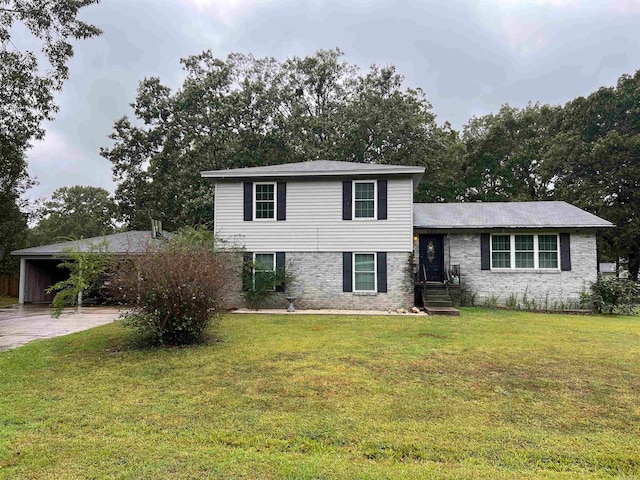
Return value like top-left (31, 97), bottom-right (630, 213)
top-left (254, 183), bottom-right (275, 219)
top-left (354, 181), bottom-right (376, 219)
top-left (491, 234), bottom-right (559, 270)
top-left (254, 253), bottom-right (275, 289)
top-left (354, 253), bottom-right (376, 291)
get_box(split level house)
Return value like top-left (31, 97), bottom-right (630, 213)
top-left (201, 160), bottom-right (614, 310)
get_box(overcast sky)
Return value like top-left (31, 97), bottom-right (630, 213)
top-left (24, 0), bottom-right (640, 201)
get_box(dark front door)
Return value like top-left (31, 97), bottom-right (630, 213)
top-left (419, 234), bottom-right (444, 282)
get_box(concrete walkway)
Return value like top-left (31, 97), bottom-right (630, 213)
top-left (0, 305), bottom-right (122, 353)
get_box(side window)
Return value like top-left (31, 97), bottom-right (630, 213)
top-left (491, 235), bottom-right (511, 268)
top-left (353, 181), bottom-right (376, 219)
top-left (538, 235), bottom-right (558, 269)
top-left (254, 183), bottom-right (275, 220)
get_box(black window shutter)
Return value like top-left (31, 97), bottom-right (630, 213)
top-left (377, 252), bottom-right (387, 293)
top-left (277, 182), bottom-right (286, 221)
top-left (275, 252), bottom-right (286, 292)
top-left (377, 180), bottom-right (387, 220)
top-left (243, 182), bottom-right (253, 221)
top-left (242, 252), bottom-right (253, 291)
top-left (560, 233), bottom-right (571, 271)
top-left (343, 252), bottom-right (353, 292)
top-left (342, 181), bottom-right (352, 220)
top-left (480, 234), bottom-right (490, 270)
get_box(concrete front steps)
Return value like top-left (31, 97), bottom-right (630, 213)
top-left (422, 282), bottom-right (460, 316)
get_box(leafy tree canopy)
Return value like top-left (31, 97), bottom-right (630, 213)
top-left (29, 185), bottom-right (117, 247)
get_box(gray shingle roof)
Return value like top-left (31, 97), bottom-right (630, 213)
top-left (201, 160), bottom-right (424, 180)
top-left (11, 231), bottom-right (173, 257)
top-left (413, 201), bottom-right (614, 229)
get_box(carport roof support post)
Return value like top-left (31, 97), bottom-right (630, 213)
top-left (19, 258), bottom-right (25, 305)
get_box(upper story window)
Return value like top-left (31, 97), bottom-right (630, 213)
top-left (254, 183), bottom-right (275, 220)
top-left (354, 181), bottom-right (376, 219)
top-left (491, 234), bottom-right (559, 270)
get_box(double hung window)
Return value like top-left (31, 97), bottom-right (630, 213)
top-left (254, 253), bottom-right (275, 289)
top-left (354, 253), bottom-right (376, 292)
top-left (254, 183), bottom-right (275, 220)
top-left (354, 181), bottom-right (376, 219)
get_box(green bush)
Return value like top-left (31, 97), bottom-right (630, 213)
top-left (241, 259), bottom-right (294, 310)
top-left (109, 231), bottom-right (237, 345)
top-left (591, 277), bottom-right (639, 314)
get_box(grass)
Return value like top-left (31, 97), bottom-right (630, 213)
top-left (1, 308), bottom-right (639, 479)
top-left (0, 296), bottom-right (17, 308)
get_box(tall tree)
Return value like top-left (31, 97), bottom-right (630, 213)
top-left (103, 49), bottom-right (447, 230)
top-left (29, 186), bottom-right (116, 246)
top-left (550, 71), bottom-right (640, 280)
top-left (0, 0), bottom-right (102, 273)
top-left (461, 103), bottom-right (560, 201)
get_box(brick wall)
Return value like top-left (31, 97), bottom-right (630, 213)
top-left (443, 232), bottom-right (597, 305)
top-left (229, 251), bottom-right (414, 311)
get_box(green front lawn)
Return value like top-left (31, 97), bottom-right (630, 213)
top-left (1, 309), bottom-right (639, 478)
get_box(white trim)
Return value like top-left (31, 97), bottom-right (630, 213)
top-left (490, 233), bottom-right (560, 271)
top-left (353, 252), bottom-right (377, 293)
top-left (352, 180), bottom-right (377, 220)
top-left (253, 182), bottom-right (277, 221)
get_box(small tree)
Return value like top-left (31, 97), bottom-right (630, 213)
top-left (591, 277), bottom-right (640, 315)
top-left (108, 229), bottom-right (237, 345)
top-left (46, 239), bottom-right (111, 318)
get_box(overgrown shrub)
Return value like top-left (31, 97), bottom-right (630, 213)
top-left (108, 231), bottom-right (237, 345)
top-left (591, 277), bottom-right (640, 314)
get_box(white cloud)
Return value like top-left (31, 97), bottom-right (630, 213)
top-left (176, 0), bottom-right (270, 24)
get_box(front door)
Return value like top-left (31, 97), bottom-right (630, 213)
top-left (419, 234), bottom-right (444, 282)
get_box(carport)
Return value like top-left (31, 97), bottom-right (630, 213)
top-left (11, 230), bottom-right (172, 304)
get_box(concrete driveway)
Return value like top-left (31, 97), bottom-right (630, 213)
top-left (0, 305), bottom-right (122, 353)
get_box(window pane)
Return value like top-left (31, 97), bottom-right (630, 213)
top-left (515, 235), bottom-right (534, 251)
top-left (515, 252), bottom-right (534, 268)
top-left (355, 272), bottom-right (375, 291)
top-left (355, 200), bottom-right (374, 218)
top-left (492, 252), bottom-right (511, 268)
top-left (255, 184), bottom-right (274, 201)
top-left (539, 235), bottom-right (557, 251)
top-left (539, 252), bottom-right (558, 268)
top-left (492, 235), bottom-right (510, 251)
top-left (355, 254), bottom-right (375, 272)
top-left (255, 201), bottom-right (274, 219)
top-left (355, 182), bottom-right (374, 200)
top-left (255, 254), bottom-right (274, 271)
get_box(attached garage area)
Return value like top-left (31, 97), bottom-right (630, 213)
top-left (20, 258), bottom-right (69, 303)
top-left (12, 230), bottom-right (172, 305)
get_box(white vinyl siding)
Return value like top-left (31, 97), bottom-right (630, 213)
top-left (491, 234), bottom-right (559, 270)
top-left (214, 178), bottom-right (413, 252)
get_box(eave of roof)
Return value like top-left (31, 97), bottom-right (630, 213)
top-left (11, 231), bottom-right (173, 257)
top-left (201, 160), bottom-right (424, 180)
